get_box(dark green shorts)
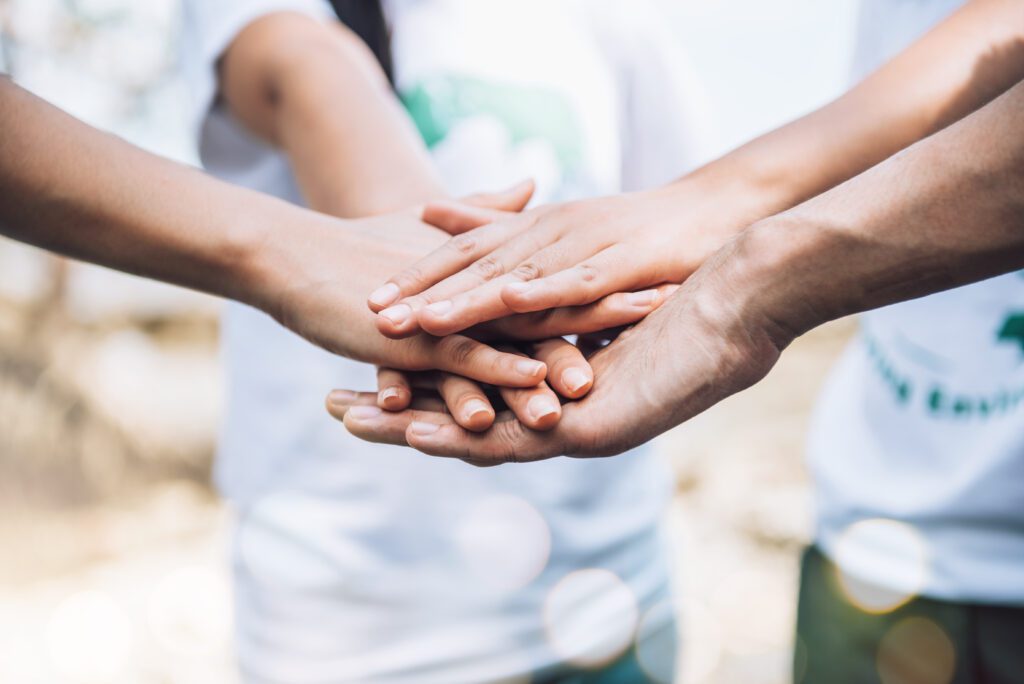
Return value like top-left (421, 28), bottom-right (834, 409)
top-left (795, 545), bottom-right (1024, 684)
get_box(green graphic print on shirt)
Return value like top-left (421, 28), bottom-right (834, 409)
top-left (400, 74), bottom-right (585, 171)
top-left (863, 303), bottom-right (1024, 421)
top-left (998, 313), bottom-right (1024, 355)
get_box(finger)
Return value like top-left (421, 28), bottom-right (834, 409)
top-left (414, 239), bottom-right (609, 337)
top-left (405, 415), bottom-right (562, 464)
top-left (423, 179), bottom-right (536, 235)
top-left (327, 389), bottom-right (446, 419)
top-left (430, 334), bottom-right (547, 388)
top-left (368, 215), bottom-right (534, 314)
top-left (326, 389), bottom-right (378, 420)
top-left (436, 373), bottom-right (496, 432)
top-left (422, 202), bottom-right (507, 235)
top-left (370, 209), bottom-right (558, 324)
top-left (340, 404), bottom-right (500, 466)
top-left (501, 245), bottom-right (659, 313)
top-left (375, 243), bottom-right (544, 339)
top-left (345, 403), bottom-right (439, 447)
top-left (499, 381), bottom-right (562, 431)
top-left (530, 339), bottom-right (594, 400)
top-left (376, 368), bottom-right (412, 411)
top-left (493, 346), bottom-right (562, 431)
top-left (490, 284), bottom-right (681, 341)
top-left (462, 179), bottom-right (535, 212)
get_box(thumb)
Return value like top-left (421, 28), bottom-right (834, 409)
top-left (422, 201), bottom-right (506, 235)
top-left (422, 179), bottom-right (535, 236)
top-left (462, 178), bottom-right (535, 212)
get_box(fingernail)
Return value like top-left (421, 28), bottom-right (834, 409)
top-left (410, 421), bottom-right (441, 436)
top-left (328, 390), bottom-right (357, 407)
top-left (505, 282), bottom-right (533, 296)
top-left (626, 289), bottom-right (659, 307)
top-left (380, 386), bottom-right (402, 402)
top-left (527, 396), bottom-right (559, 421)
top-left (561, 367), bottom-right (591, 393)
top-left (426, 300), bottom-right (453, 316)
top-left (380, 304), bottom-right (411, 325)
top-left (464, 399), bottom-right (491, 419)
top-left (369, 283), bottom-right (401, 308)
top-left (516, 359), bottom-right (545, 377)
top-left (349, 406), bottom-right (383, 420)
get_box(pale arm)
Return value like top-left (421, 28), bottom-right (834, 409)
top-left (0, 77), bottom-right (548, 387)
top-left (370, 0), bottom-right (1024, 337)
top-left (332, 77), bottom-right (1024, 461)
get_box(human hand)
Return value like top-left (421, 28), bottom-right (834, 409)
top-left (249, 209), bottom-right (551, 387)
top-left (370, 336), bottom-right (596, 433)
top-left (365, 178), bottom-right (749, 339)
top-left (328, 228), bottom-right (790, 462)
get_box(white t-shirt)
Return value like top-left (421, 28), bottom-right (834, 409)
top-left (180, 2), bottom-right (713, 682)
top-left (809, 0), bottom-right (1024, 605)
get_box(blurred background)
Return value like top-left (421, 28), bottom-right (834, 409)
top-left (0, 1), bottom-right (859, 682)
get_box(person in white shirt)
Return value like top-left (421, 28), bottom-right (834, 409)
top-left (329, 2), bottom-right (1024, 681)
top-left (796, 2), bottom-right (1024, 682)
top-left (179, 1), bottom-right (713, 682)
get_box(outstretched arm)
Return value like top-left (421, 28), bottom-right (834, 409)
top-left (366, 0), bottom-right (1024, 338)
top-left (0, 77), bottom-right (548, 388)
top-left (331, 76), bottom-right (1024, 462)
top-left (206, 10), bottom-right (677, 426)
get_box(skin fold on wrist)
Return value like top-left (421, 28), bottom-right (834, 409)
top-left (230, 200), bottom-right (341, 316)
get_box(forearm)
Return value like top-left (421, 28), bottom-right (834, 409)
top-left (735, 78), bottom-right (1024, 343)
top-left (219, 12), bottom-right (445, 217)
top-left (680, 0), bottom-right (1024, 237)
top-left (0, 77), bottom-right (308, 307)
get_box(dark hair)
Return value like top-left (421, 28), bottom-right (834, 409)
top-left (327, 0), bottom-right (394, 83)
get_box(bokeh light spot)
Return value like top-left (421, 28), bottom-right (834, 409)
top-left (544, 569), bottom-right (639, 669)
top-left (635, 599), bottom-right (678, 684)
top-left (678, 599), bottom-right (724, 684)
top-left (47, 590), bottom-right (133, 682)
top-left (877, 617), bottom-right (956, 684)
top-left (148, 565), bottom-right (231, 658)
top-left (833, 519), bottom-right (930, 614)
top-left (454, 495), bottom-right (551, 594)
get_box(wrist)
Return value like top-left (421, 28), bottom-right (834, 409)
top-left (656, 158), bottom-right (802, 273)
top-left (228, 197), bottom-right (338, 316)
top-left (720, 213), bottom-right (847, 349)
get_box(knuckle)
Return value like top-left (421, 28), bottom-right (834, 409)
top-left (393, 265), bottom-right (427, 292)
top-left (576, 263), bottom-right (599, 283)
top-left (472, 256), bottom-right (504, 282)
top-left (545, 203), bottom-right (574, 222)
top-left (493, 421), bottom-right (528, 463)
top-left (450, 234), bottom-right (477, 255)
top-left (512, 261), bottom-right (543, 282)
top-left (402, 294), bottom-right (426, 309)
top-left (437, 336), bottom-right (480, 368)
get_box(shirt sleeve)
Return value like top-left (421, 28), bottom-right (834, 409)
top-left (587, 0), bottom-right (720, 192)
top-left (179, 0), bottom-right (336, 146)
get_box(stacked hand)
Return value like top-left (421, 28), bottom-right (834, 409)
top-left (320, 178), bottom-right (792, 463)
top-left (364, 180), bottom-right (741, 339)
top-left (251, 195), bottom-right (679, 436)
top-left (326, 225), bottom-right (789, 463)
